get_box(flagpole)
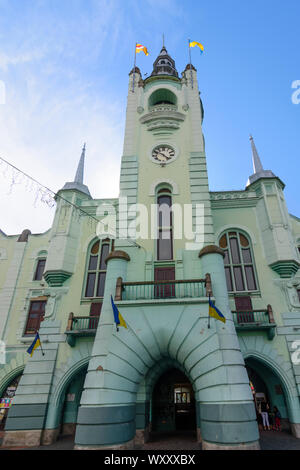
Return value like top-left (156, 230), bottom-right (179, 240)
top-left (208, 294), bottom-right (211, 329)
top-left (188, 39), bottom-right (193, 90)
top-left (132, 42), bottom-right (137, 93)
top-left (38, 331), bottom-right (45, 356)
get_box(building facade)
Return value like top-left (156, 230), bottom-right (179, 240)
top-left (1, 46), bottom-right (300, 450)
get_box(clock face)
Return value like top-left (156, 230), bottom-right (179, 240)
top-left (152, 145), bottom-right (175, 163)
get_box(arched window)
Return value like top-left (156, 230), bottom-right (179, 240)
top-left (84, 238), bottom-right (113, 298)
top-left (219, 231), bottom-right (258, 292)
top-left (149, 89), bottom-right (177, 108)
top-left (33, 251), bottom-right (47, 281)
top-left (157, 189), bottom-right (173, 261)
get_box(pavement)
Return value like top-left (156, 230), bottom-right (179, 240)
top-left (0, 430), bottom-right (300, 451)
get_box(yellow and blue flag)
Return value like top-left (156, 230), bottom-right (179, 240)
top-left (189, 41), bottom-right (204, 53)
top-left (26, 332), bottom-right (42, 357)
top-left (111, 296), bottom-right (127, 330)
top-left (209, 296), bottom-right (226, 324)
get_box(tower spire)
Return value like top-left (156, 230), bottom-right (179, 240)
top-left (74, 143), bottom-right (86, 184)
top-left (60, 143), bottom-right (91, 197)
top-left (249, 135), bottom-right (264, 174)
top-left (247, 135), bottom-right (277, 186)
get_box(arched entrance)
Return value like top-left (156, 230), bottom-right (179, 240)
top-left (151, 368), bottom-right (196, 435)
top-left (245, 357), bottom-right (289, 431)
top-left (0, 374), bottom-right (22, 431)
top-left (58, 365), bottom-right (87, 438)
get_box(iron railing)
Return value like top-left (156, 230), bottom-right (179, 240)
top-left (232, 306), bottom-right (275, 326)
top-left (66, 313), bottom-right (99, 332)
top-left (115, 274), bottom-right (211, 301)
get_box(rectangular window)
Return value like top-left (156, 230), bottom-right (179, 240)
top-left (85, 273), bottom-right (96, 297)
top-left (245, 266), bottom-right (257, 291)
top-left (24, 300), bottom-right (46, 335)
top-left (157, 229), bottom-right (173, 261)
top-left (233, 266), bottom-right (245, 291)
top-left (225, 267), bottom-right (233, 292)
top-left (34, 259), bottom-right (46, 281)
top-left (96, 272), bottom-right (106, 297)
top-left (230, 238), bottom-right (241, 264)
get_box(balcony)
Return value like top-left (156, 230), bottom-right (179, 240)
top-left (232, 305), bottom-right (276, 340)
top-left (115, 275), bottom-right (210, 303)
top-left (65, 313), bottom-right (99, 347)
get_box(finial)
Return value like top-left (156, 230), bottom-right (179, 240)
top-left (163, 33), bottom-right (165, 48)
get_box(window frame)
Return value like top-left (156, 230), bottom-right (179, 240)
top-left (24, 299), bottom-right (46, 336)
top-left (156, 190), bottom-right (174, 261)
top-left (33, 258), bottom-right (46, 281)
top-left (83, 238), bottom-right (114, 299)
top-left (219, 230), bottom-right (259, 294)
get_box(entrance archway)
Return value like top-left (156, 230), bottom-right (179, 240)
top-left (0, 373), bottom-right (22, 431)
top-left (151, 368), bottom-right (196, 435)
top-left (58, 365), bottom-right (88, 438)
top-left (245, 357), bottom-right (289, 431)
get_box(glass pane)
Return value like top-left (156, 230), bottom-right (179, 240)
top-left (99, 243), bottom-right (110, 270)
top-left (230, 237), bottom-right (241, 264)
top-left (96, 272), bottom-right (106, 297)
top-left (88, 255), bottom-right (98, 270)
top-left (34, 259), bottom-right (46, 281)
top-left (157, 230), bottom-right (173, 260)
top-left (245, 266), bottom-right (257, 290)
top-left (225, 267), bottom-right (233, 291)
top-left (233, 267), bottom-right (245, 291)
top-left (224, 250), bottom-right (230, 264)
top-left (85, 273), bottom-right (96, 297)
top-left (91, 241), bottom-right (100, 254)
top-left (219, 234), bottom-right (227, 249)
top-left (242, 248), bottom-right (252, 263)
top-left (239, 233), bottom-right (249, 247)
top-left (158, 196), bottom-right (172, 227)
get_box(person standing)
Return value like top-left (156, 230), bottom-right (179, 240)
top-left (273, 406), bottom-right (281, 431)
top-left (260, 401), bottom-right (271, 430)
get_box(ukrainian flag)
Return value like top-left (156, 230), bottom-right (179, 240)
top-left (111, 296), bottom-right (127, 329)
top-left (189, 41), bottom-right (204, 53)
top-left (209, 297), bottom-right (226, 324)
top-left (27, 332), bottom-right (41, 357)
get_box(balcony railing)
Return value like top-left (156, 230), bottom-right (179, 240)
top-left (115, 274), bottom-right (211, 302)
top-left (65, 313), bottom-right (100, 347)
top-left (232, 305), bottom-right (276, 340)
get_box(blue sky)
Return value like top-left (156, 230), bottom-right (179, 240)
top-left (0, 0), bottom-right (299, 234)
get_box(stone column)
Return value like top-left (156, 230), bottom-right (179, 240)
top-left (198, 246), bottom-right (260, 450)
top-left (74, 250), bottom-right (135, 450)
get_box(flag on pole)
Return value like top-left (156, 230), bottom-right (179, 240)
top-left (189, 41), bottom-right (204, 53)
top-left (111, 296), bottom-right (128, 330)
top-left (208, 296), bottom-right (226, 324)
top-left (27, 332), bottom-right (43, 357)
top-left (136, 44), bottom-right (149, 56)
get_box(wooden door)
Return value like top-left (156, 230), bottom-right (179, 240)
top-left (154, 267), bottom-right (175, 299)
top-left (235, 296), bottom-right (254, 323)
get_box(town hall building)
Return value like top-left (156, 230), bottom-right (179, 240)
top-left (1, 45), bottom-right (300, 450)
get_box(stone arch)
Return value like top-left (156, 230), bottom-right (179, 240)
top-left (44, 343), bottom-right (93, 434)
top-left (0, 363), bottom-right (25, 397)
top-left (239, 335), bottom-right (300, 428)
top-left (149, 178), bottom-right (179, 196)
